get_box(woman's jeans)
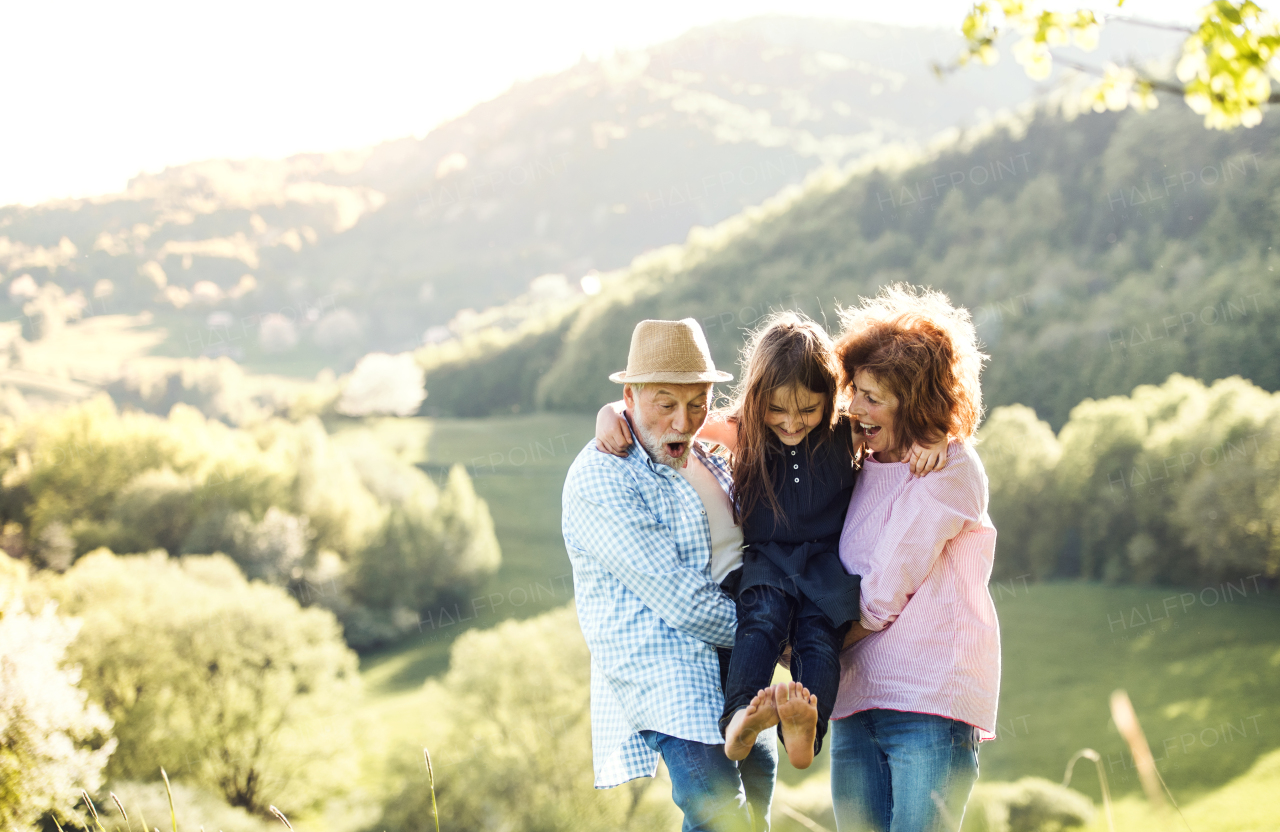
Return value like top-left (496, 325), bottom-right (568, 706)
top-left (719, 584), bottom-right (845, 756)
top-left (829, 710), bottom-right (979, 832)
top-left (640, 727), bottom-right (777, 832)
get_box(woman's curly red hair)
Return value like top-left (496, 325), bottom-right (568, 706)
top-left (835, 284), bottom-right (988, 456)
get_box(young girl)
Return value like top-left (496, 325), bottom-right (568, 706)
top-left (595, 311), bottom-right (946, 769)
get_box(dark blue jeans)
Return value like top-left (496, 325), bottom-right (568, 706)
top-left (641, 728), bottom-right (777, 832)
top-left (830, 710), bottom-right (979, 832)
top-left (719, 584), bottom-right (845, 756)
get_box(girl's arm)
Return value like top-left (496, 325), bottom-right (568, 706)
top-left (594, 400), bottom-right (632, 457)
top-left (595, 401), bottom-right (740, 455)
top-left (698, 411), bottom-right (739, 454)
top-left (906, 435), bottom-right (950, 477)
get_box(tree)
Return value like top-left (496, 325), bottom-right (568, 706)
top-left (0, 554), bottom-right (115, 831)
top-left (976, 405), bottom-right (1064, 581)
top-left (435, 464), bottom-right (502, 588)
top-left (43, 550), bottom-right (362, 816)
top-left (977, 374), bottom-right (1280, 585)
top-left (290, 416), bottom-right (383, 556)
top-left (952, 1), bottom-right (1280, 129)
top-left (350, 464), bottom-right (500, 623)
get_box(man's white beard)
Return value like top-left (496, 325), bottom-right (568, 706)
top-left (632, 418), bottom-right (694, 469)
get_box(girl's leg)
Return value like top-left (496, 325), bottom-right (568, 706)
top-left (872, 711), bottom-right (979, 832)
top-left (720, 585), bottom-right (795, 759)
top-left (737, 725), bottom-right (779, 832)
top-left (829, 713), bottom-right (892, 832)
top-left (786, 611), bottom-right (846, 762)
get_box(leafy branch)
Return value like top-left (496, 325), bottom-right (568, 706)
top-left (943, 1), bottom-right (1280, 129)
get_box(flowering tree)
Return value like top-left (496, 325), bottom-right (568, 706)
top-left (336, 352), bottom-right (426, 417)
top-left (0, 557), bottom-right (115, 831)
top-left (952, 1), bottom-right (1280, 129)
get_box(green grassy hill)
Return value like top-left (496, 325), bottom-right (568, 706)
top-left (355, 414), bottom-right (1280, 823)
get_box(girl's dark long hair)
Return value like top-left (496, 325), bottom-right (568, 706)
top-left (728, 311), bottom-right (842, 528)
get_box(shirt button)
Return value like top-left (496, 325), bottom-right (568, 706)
top-left (794, 477), bottom-right (800, 483)
top-left (791, 450), bottom-right (796, 455)
top-left (793, 463), bottom-right (799, 469)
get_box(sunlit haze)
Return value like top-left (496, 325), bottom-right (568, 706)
top-left (2, 0), bottom-right (1208, 207)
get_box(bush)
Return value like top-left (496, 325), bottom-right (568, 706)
top-left (377, 604), bottom-right (676, 832)
top-left (181, 506), bottom-right (313, 585)
top-left (42, 550), bottom-right (361, 816)
top-left (107, 468), bottom-right (197, 555)
top-left (962, 777), bottom-right (1093, 832)
top-left (0, 398), bottom-right (501, 652)
top-left (347, 464), bottom-right (500, 647)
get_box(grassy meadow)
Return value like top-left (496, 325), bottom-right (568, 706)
top-left (351, 413), bottom-right (1280, 829)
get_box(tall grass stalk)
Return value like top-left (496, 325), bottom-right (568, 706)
top-left (424, 747), bottom-right (440, 832)
top-left (1109, 690), bottom-right (1166, 808)
top-left (110, 792), bottom-right (131, 832)
top-left (1064, 749), bottom-right (1114, 832)
top-left (269, 806), bottom-right (293, 831)
top-left (160, 768), bottom-right (178, 832)
top-left (81, 790), bottom-right (107, 832)
top-left (1153, 767), bottom-right (1195, 832)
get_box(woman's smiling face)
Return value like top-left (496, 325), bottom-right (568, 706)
top-left (849, 369), bottom-right (901, 461)
top-left (764, 384), bottom-right (827, 445)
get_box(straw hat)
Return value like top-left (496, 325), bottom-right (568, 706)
top-left (609, 318), bottom-right (733, 384)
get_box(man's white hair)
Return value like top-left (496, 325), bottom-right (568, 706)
top-left (625, 382), bottom-right (713, 395)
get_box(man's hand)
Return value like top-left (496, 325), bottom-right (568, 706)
top-left (842, 621), bottom-right (878, 650)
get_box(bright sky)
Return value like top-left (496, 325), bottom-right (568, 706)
top-left (0, 0), bottom-right (1208, 207)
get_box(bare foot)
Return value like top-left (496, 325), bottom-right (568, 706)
top-left (775, 681), bottom-right (818, 769)
top-left (724, 688), bottom-right (780, 761)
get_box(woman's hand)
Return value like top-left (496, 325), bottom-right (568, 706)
top-left (595, 400), bottom-right (632, 457)
top-left (906, 436), bottom-right (950, 477)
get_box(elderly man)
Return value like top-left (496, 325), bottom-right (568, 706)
top-left (562, 318), bottom-right (776, 832)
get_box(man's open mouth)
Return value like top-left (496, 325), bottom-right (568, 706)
top-left (859, 422), bottom-right (882, 439)
top-left (666, 441), bottom-right (688, 458)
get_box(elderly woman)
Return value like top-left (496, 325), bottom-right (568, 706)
top-left (829, 285), bottom-right (999, 832)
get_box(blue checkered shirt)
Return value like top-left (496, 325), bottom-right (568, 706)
top-left (563, 437), bottom-right (738, 788)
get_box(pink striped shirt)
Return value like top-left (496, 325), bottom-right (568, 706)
top-left (834, 442), bottom-right (1001, 739)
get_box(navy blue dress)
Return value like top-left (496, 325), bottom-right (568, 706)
top-left (717, 415), bottom-right (862, 755)
top-left (737, 414), bottom-right (862, 628)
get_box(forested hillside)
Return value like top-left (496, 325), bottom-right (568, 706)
top-left (423, 102), bottom-right (1280, 428)
top-left (0, 17), bottom-right (1174, 376)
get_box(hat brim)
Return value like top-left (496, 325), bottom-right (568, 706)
top-left (609, 370), bottom-right (733, 384)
